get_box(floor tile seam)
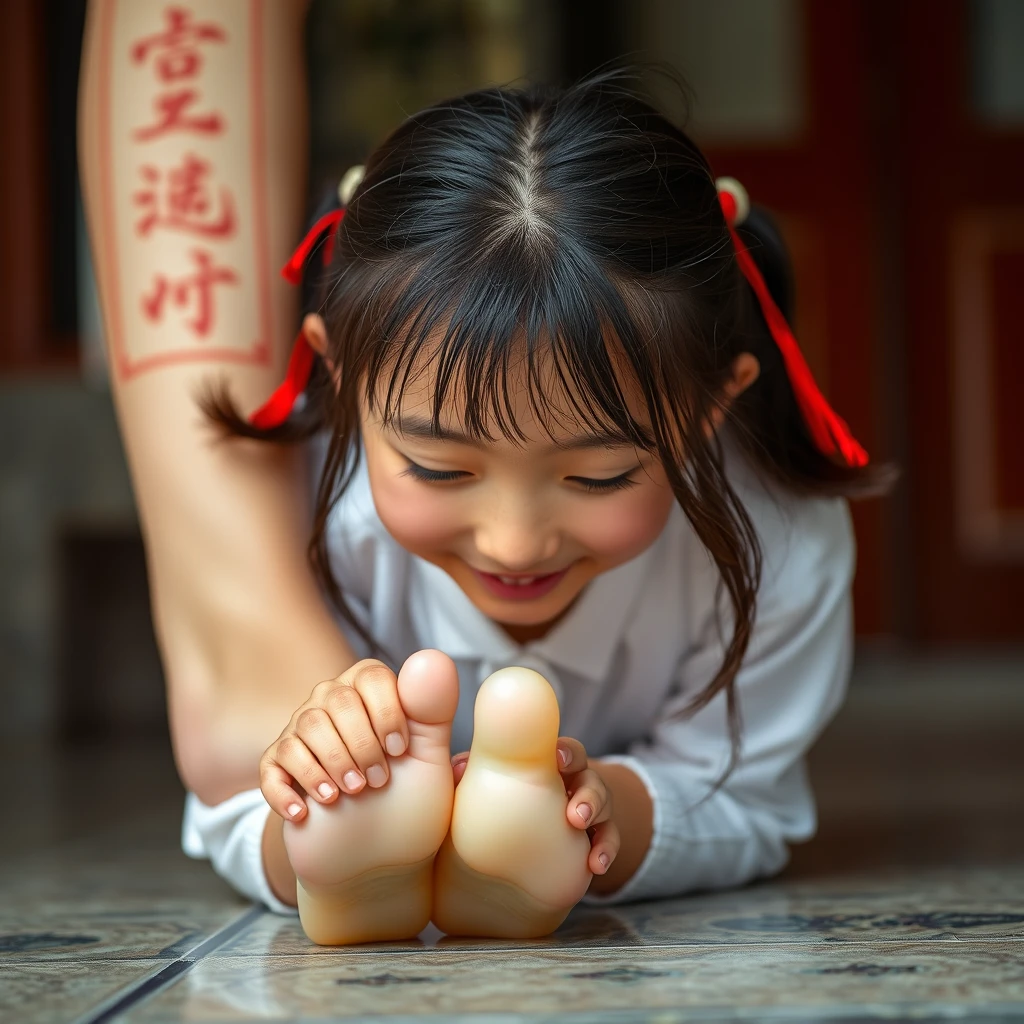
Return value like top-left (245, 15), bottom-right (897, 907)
top-left (68, 906), bottom-right (262, 1024)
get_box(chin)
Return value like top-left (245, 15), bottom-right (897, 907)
top-left (484, 595), bottom-right (573, 626)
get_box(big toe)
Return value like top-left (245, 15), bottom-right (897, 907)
top-left (472, 667), bottom-right (560, 765)
top-left (398, 649), bottom-right (460, 761)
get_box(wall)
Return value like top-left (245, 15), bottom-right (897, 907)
top-left (0, 378), bottom-right (140, 739)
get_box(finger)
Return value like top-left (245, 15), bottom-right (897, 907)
top-left (322, 683), bottom-right (390, 788)
top-left (565, 767), bottom-right (612, 828)
top-left (351, 661), bottom-right (409, 758)
top-left (555, 736), bottom-right (587, 774)
top-left (451, 753), bottom-right (469, 786)
top-left (586, 820), bottom-right (621, 875)
top-left (273, 733), bottom-right (346, 806)
top-left (293, 707), bottom-right (366, 795)
top-left (260, 750), bottom-right (313, 821)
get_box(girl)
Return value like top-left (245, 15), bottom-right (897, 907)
top-left (190, 72), bottom-right (890, 927)
top-left (79, 0), bottom-right (888, 931)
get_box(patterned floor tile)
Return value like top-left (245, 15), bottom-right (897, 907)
top-left (209, 868), bottom-right (1024, 960)
top-left (586, 868), bottom-right (1024, 947)
top-left (0, 838), bottom-right (245, 962)
top-left (119, 942), bottom-right (1024, 1022)
top-left (0, 959), bottom-right (165, 1024)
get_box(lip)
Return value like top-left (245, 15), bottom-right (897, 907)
top-left (470, 565), bottom-right (571, 602)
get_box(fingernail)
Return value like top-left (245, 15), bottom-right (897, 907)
top-left (451, 756), bottom-right (468, 768)
top-left (558, 747), bottom-right (570, 767)
top-left (318, 783), bottom-right (334, 799)
top-left (385, 732), bottom-right (406, 756)
top-left (287, 803), bottom-right (303, 818)
top-left (343, 770), bottom-right (364, 792)
top-left (576, 803), bottom-right (593, 824)
top-left (599, 853), bottom-right (610, 871)
top-left (367, 763), bottom-right (387, 788)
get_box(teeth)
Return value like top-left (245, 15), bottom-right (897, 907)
top-left (498, 575), bottom-right (538, 586)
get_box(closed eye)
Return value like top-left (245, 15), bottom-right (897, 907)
top-left (568, 470), bottom-right (640, 493)
top-left (401, 460), bottom-right (641, 493)
top-left (400, 461), bottom-right (468, 484)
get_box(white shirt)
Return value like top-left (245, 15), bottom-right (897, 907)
top-left (317, 432), bottom-right (856, 904)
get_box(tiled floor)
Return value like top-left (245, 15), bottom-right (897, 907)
top-left (3, 651), bottom-right (1024, 1023)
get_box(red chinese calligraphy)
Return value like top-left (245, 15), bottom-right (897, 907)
top-left (141, 249), bottom-right (239, 338)
top-left (131, 7), bottom-right (227, 139)
top-left (131, 6), bottom-right (227, 82)
top-left (133, 89), bottom-right (224, 141)
top-left (133, 155), bottom-right (236, 239)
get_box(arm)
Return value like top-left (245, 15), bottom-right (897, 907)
top-left (78, 0), bottom-right (356, 805)
top-left (587, 497), bottom-right (856, 902)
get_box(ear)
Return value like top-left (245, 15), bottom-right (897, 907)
top-left (302, 312), bottom-right (329, 360)
top-left (705, 352), bottom-right (760, 437)
top-left (302, 313), bottom-right (340, 389)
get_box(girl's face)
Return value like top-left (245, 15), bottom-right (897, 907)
top-left (357, 345), bottom-right (676, 644)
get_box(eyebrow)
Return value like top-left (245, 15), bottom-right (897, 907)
top-left (389, 415), bottom-right (637, 453)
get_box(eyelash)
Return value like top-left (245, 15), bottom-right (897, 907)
top-left (400, 461), bottom-right (639, 493)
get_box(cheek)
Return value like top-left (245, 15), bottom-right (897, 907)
top-left (368, 465), bottom-right (458, 550)
top-left (572, 487), bottom-right (674, 559)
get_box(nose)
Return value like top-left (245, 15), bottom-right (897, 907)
top-left (474, 501), bottom-right (560, 573)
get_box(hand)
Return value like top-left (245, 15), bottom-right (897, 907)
top-left (260, 659), bottom-right (410, 821)
top-left (451, 737), bottom-right (620, 876)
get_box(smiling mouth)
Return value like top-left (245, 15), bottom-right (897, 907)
top-left (497, 574), bottom-right (549, 586)
top-left (468, 563), bottom-right (574, 601)
top-left (474, 569), bottom-right (566, 585)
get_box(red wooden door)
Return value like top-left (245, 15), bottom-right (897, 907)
top-left (894, 0), bottom-right (1024, 641)
top-left (698, 0), bottom-right (894, 635)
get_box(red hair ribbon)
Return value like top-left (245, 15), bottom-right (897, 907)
top-left (247, 208), bottom-right (344, 429)
top-left (717, 178), bottom-right (868, 468)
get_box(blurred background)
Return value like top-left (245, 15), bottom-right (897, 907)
top-left (0, 0), bottom-right (1021, 853)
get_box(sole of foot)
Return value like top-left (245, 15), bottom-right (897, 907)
top-left (283, 650), bottom-right (459, 945)
top-left (431, 667), bottom-right (592, 939)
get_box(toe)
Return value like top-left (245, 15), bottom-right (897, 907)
top-left (398, 650), bottom-right (460, 766)
top-left (398, 650), bottom-right (460, 725)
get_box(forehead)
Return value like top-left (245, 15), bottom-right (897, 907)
top-left (365, 329), bottom-right (650, 446)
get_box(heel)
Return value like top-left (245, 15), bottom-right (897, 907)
top-left (296, 855), bottom-right (435, 945)
top-left (431, 833), bottom-right (571, 939)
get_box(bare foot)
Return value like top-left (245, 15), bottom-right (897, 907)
top-left (431, 667), bottom-right (593, 938)
top-left (282, 650), bottom-right (458, 944)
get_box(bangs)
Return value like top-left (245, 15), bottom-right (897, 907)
top-left (347, 247), bottom-right (677, 453)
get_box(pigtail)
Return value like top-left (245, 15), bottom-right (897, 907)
top-left (727, 203), bottom-right (897, 497)
top-left (197, 359), bottom-right (331, 445)
top-left (197, 177), bottom-right (357, 444)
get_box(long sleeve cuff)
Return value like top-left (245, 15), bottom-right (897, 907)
top-left (581, 754), bottom-right (795, 906)
top-left (182, 789), bottom-right (299, 916)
